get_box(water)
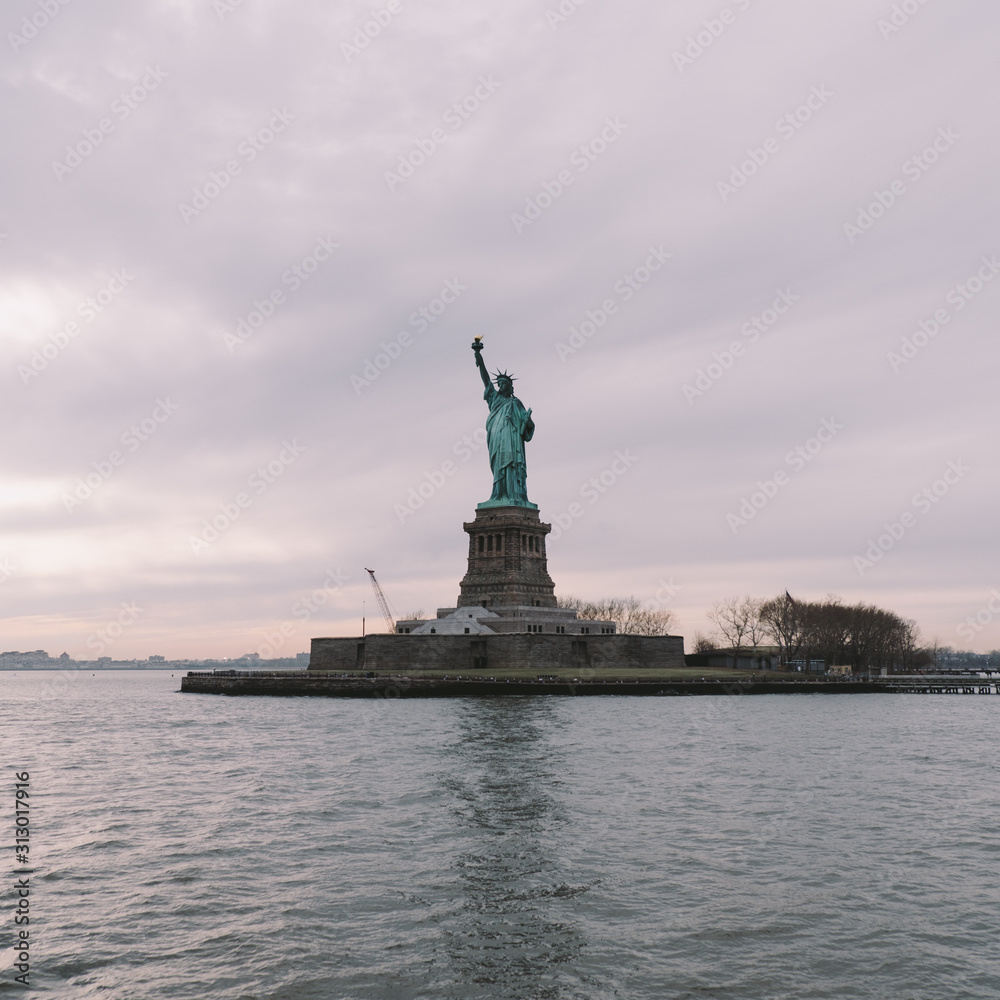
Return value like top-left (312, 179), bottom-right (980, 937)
top-left (2, 670), bottom-right (999, 999)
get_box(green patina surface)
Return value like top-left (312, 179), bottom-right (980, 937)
top-left (473, 340), bottom-right (537, 510)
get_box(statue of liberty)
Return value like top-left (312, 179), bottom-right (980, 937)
top-left (472, 338), bottom-right (537, 509)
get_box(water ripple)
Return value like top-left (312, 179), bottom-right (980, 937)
top-left (1, 673), bottom-right (999, 998)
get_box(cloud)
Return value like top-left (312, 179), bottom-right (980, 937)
top-left (2, 0), bottom-right (998, 656)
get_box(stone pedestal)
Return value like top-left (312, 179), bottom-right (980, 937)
top-left (457, 506), bottom-right (556, 609)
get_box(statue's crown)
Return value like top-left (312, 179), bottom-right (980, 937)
top-left (493, 369), bottom-right (516, 382)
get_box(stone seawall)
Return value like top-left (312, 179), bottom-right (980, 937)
top-left (180, 672), bottom-right (897, 698)
top-left (308, 632), bottom-right (686, 673)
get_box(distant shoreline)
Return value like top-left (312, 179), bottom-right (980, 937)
top-left (0, 661), bottom-right (304, 671)
top-left (0, 666), bottom-right (182, 671)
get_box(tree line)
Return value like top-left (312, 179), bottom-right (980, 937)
top-left (416, 591), bottom-right (929, 672)
top-left (699, 593), bottom-right (924, 673)
top-left (557, 596), bottom-right (676, 636)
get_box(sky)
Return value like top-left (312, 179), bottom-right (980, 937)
top-left (2, 0), bottom-right (998, 660)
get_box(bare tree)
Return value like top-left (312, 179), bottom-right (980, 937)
top-left (706, 595), bottom-right (762, 655)
top-left (558, 595), bottom-right (676, 635)
top-left (759, 592), bottom-right (806, 666)
top-left (692, 633), bottom-right (715, 654)
top-left (925, 636), bottom-right (942, 671)
top-left (745, 598), bottom-right (768, 647)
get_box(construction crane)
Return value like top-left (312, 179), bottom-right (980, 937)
top-left (365, 568), bottom-right (396, 633)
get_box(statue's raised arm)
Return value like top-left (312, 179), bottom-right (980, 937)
top-left (472, 337), bottom-right (491, 391)
top-left (470, 338), bottom-right (537, 510)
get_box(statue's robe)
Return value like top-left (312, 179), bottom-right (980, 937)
top-left (483, 384), bottom-right (533, 503)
